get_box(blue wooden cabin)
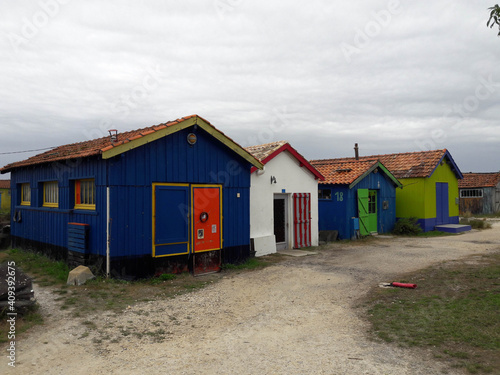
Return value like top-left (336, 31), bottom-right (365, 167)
top-left (310, 159), bottom-right (402, 239)
top-left (1, 115), bottom-right (263, 277)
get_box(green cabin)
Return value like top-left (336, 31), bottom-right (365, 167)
top-left (352, 149), bottom-right (463, 231)
top-left (0, 180), bottom-right (11, 212)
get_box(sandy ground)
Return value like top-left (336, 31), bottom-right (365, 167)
top-left (3, 222), bottom-right (500, 375)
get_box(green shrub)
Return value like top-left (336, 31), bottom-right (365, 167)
top-left (392, 217), bottom-right (422, 235)
top-left (460, 218), bottom-right (492, 230)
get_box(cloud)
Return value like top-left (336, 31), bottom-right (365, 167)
top-left (0, 0), bottom-right (499, 177)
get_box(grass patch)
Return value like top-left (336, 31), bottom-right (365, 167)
top-left (222, 257), bottom-right (270, 271)
top-left (460, 218), bottom-right (492, 230)
top-left (416, 231), bottom-right (457, 237)
top-left (7, 248), bottom-right (69, 285)
top-left (149, 273), bottom-right (176, 285)
top-left (363, 252), bottom-right (500, 373)
top-left (0, 304), bottom-right (43, 344)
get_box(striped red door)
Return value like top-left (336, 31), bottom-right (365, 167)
top-left (293, 193), bottom-right (311, 248)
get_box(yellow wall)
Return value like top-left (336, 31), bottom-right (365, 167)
top-left (395, 161), bottom-right (459, 219)
top-left (424, 161), bottom-right (459, 218)
top-left (0, 188), bottom-right (11, 212)
top-left (395, 178), bottom-right (426, 218)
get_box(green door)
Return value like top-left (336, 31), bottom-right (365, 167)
top-left (368, 190), bottom-right (378, 233)
top-left (358, 189), bottom-right (369, 236)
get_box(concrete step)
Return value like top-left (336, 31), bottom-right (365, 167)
top-left (434, 224), bottom-right (471, 233)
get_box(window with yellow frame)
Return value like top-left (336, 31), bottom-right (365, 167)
top-left (74, 179), bottom-right (95, 210)
top-left (21, 183), bottom-right (31, 206)
top-left (43, 181), bottom-right (59, 208)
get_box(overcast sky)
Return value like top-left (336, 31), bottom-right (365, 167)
top-left (1, 1), bottom-right (499, 180)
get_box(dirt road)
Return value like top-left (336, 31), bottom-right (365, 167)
top-left (4, 222), bottom-right (500, 375)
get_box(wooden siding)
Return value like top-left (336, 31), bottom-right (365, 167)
top-left (395, 161), bottom-right (459, 220)
top-left (9, 125), bottom-right (253, 261)
top-left (10, 156), bottom-right (107, 256)
top-left (107, 126), bottom-right (251, 258)
top-left (460, 186), bottom-right (500, 215)
top-left (318, 170), bottom-right (397, 239)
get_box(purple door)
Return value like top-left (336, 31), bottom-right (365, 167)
top-left (436, 183), bottom-right (449, 225)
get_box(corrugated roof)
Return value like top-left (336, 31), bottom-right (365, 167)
top-left (311, 159), bottom-right (380, 185)
top-left (0, 180), bottom-right (10, 189)
top-left (311, 149), bottom-right (457, 179)
top-left (1, 115), bottom-right (263, 173)
top-left (458, 172), bottom-right (500, 188)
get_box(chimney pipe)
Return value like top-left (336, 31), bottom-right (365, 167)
top-left (354, 143), bottom-right (359, 160)
top-left (108, 129), bottom-right (118, 142)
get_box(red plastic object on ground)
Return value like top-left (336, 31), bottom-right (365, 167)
top-left (391, 282), bottom-right (417, 289)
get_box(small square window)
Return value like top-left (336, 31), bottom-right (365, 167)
top-left (21, 183), bottom-right (31, 206)
top-left (319, 189), bottom-right (332, 200)
top-left (75, 179), bottom-right (95, 210)
top-left (43, 181), bottom-right (59, 208)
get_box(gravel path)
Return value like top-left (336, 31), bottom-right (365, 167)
top-left (3, 222), bottom-right (500, 375)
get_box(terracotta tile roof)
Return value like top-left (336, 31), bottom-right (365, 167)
top-left (245, 141), bottom-right (288, 162)
top-left (458, 172), bottom-right (500, 188)
top-left (245, 141), bottom-right (325, 180)
top-left (312, 149), bottom-right (453, 179)
top-left (1, 115), bottom-right (258, 173)
top-left (0, 180), bottom-right (10, 189)
top-left (310, 159), bottom-right (380, 185)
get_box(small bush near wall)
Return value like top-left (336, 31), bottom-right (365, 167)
top-left (392, 217), bottom-right (423, 236)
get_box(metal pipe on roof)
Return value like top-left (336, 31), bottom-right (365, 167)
top-left (354, 143), bottom-right (359, 160)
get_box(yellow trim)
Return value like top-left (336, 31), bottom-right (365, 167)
top-left (194, 247), bottom-right (222, 254)
top-left (20, 183), bottom-right (30, 206)
top-left (104, 118), bottom-right (197, 159)
top-left (101, 116), bottom-right (264, 169)
top-left (74, 178), bottom-right (96, 210)
top-left (191, 184), bottom-right (223, 253)
top-left (74, 204), bottom-right (96, 210)
top-left (152, 182), bottom-right (190, 258)
top-left (155, 241), bottom-right (189, 246)
top-left (42, 181), bottom-right (59, 208)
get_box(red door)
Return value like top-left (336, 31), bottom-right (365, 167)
top-left (293, 193), bottom-right (311, 248)
top-left (192, 186), bottom-right (222, 275)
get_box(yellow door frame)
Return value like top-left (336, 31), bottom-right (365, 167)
top-left (152, 183), bottom-right (190, 258)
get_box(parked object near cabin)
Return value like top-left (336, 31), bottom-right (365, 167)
top-left (245, 141), bottom-right (324, 256)
top-left (0, 115), bottom-right (263, 277)
top-left (67, 265), bottom-right (95, 286)
top-left (458, 172), bottom-right (500, 215)
top-left (310, 158), bottom-right (402, 240)
top-left (0, 180), bottom-right (11, 213)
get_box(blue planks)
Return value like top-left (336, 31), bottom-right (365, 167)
top-left (318, 171), bottom-right (398, 239)
top-left (10, 125), bottom-right (253, 260)
top-left (68, 223), bottom-right (89, 253)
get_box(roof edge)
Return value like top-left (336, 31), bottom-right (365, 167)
top-left (348, 161), bottom-right (402, 189)
top-left (428, 149), bottom-right (463, 179)
top-left (102, 115), bottom-right (264, 169)
top-left (250, 143), bottom-right (324, 180)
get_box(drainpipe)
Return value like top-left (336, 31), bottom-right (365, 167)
top-left (106, 186), bottom-right (110, 278)
top-left (354, 143), bottom-right (359, 160)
